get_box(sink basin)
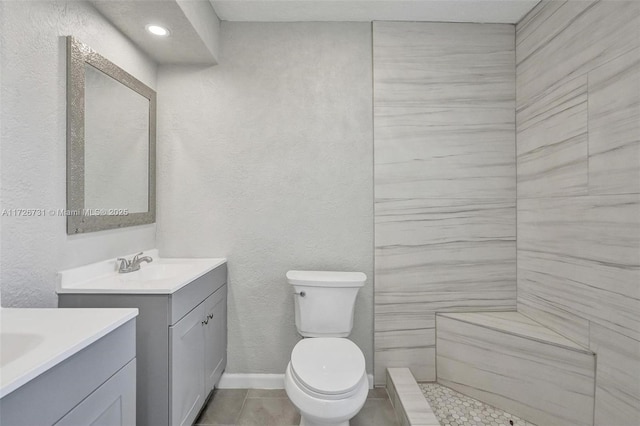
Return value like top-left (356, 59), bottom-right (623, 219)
top-left (120, 263), bottom-right (195, 282)
top-left (57, 250), bottom-right (227, 294)
top-left (0, 333), bottom-right (44, 368)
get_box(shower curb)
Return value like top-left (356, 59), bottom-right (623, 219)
top-left (386, 368), bottom-right (440, 426)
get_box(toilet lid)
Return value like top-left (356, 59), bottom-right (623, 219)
top-left (290, 338), bottom-right (365, 396)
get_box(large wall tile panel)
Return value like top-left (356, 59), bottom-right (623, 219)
top-left (516, 2), bottom-right (640, 425)
top-left (588, 48), bottom-right (640, 195)
top-left (515, 0), bottom-right (572, 62)
top-left (374, 22), bottom-right (516, 384)
top-left (517, 0), bottom-right (639, 105)
top-left (374, 23), bottom-right (515, 109)
top-left (516, 76), bottom-right (588, 197)
top-left (375, 106), bottom-right (515, 199)
top-left (518, 195), bottom-right (640, 342)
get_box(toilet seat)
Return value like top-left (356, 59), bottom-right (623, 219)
top-left (290, 338), bottom-right (365, 397)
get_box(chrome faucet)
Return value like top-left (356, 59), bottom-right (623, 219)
top-left (117, 252), bottom-right (153, 273)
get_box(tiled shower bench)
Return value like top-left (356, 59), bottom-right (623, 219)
top-left (436, 311), bottom-right (596, 426)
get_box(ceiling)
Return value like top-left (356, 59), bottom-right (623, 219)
top-left (89, 0), bottom-right (540, 65)
top-left (91, 0), bottom-right (220, 64)
top-left (210, 0), bottom-right (541, 24)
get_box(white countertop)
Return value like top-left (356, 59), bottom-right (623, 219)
top-left (0, 307), bottom-right (138, 398)
top-left (57, 249), bottom-right (227, 294)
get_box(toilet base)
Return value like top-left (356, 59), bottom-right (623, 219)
top-left (285, 360), bottom-right (367, 426)
top-left (300, 416), bottom-right (349, 426)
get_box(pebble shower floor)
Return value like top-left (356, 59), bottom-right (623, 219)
top-left (419, 383), bottom-right (536, 426)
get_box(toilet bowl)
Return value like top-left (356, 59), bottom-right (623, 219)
top-left (284, 337), bottom-right (368, 426)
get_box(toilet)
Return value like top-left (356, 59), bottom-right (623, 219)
top-left (284, 270), bottom-right (368, 426)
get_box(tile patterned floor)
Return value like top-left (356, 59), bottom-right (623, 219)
top-left (195, 387), bottom-right (399, 426)
top-left (419, 383), bottom-right (537, 426)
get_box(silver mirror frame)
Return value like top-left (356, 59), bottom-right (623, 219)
top-left (67, 36), bottom-right (156, 234)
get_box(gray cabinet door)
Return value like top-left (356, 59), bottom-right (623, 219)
top-left (55, 360), bottom-right (136, 426)
top-left (169, 303), bottom-right (206, 426)
top-left (204, 285), bottom-right (227, 392)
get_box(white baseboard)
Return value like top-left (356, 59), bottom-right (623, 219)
top-left (217, 374), bottom-right (285, 389)
top-left (217, 373), bottom-right (375, 390)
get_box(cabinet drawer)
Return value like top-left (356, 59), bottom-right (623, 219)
top-left (55, 359), bottom-right (136, 426)
top-left (170, 263), bottom-right (227, 325)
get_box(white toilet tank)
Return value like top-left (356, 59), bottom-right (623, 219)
top-left (287, 270), bottom-right (366, 338)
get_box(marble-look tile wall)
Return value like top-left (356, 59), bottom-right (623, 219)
top-left (373, 22), bottom-right (517, 385)
top-left (515, 2), bottom-right (640, 425)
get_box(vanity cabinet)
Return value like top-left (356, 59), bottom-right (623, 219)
top-left (58, 262), bottom-right (228, 426)
top-left (0, 317), bottom-right (136, 426)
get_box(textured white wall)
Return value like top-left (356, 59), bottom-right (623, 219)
top-left (157, 22), bottom-right (374, 374)
top-left (0, 0), bottom-right (157, 307)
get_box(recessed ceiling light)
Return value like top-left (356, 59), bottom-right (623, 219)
top-left (146, 24), bottom-right (170, 37)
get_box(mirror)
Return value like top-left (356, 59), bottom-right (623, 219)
top-left (84, 64), bottom-right (149, 212)
top-left (67, 36), bottom-right (156, 234)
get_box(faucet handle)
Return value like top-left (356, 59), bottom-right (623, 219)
top-left (132, 252), bottom-right (144, 262)
top-left (116, 258), bottom-right (130, 271)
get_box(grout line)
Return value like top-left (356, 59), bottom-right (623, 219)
top-left (371, 18), bottom-right (378, 388)
top-left (590, 319), bottom-right (597, 426)
top-left (435, 315), bottom-right (438, 381)
top-left (514, 19), bottom-right (519, 314)
top-left (234, 389), bottom-right (249, 425)
top-left (245, 389), bottom-right (289, 399)
top-left (586, 70), bottom-right (591, 196)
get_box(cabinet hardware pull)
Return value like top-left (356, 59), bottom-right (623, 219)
top-left (208, 314), bottom-right (214, 320)
top-left (202, 319), bottom-right (209, 325)
top-left (295, 291), bottom-right (306, 297)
